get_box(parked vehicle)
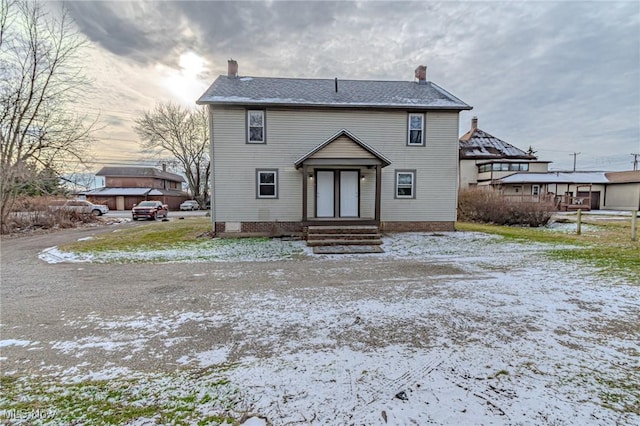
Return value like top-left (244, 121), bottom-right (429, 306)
top-left (49, 200), bottom-right (109, 216)
top-left (132, 201), bottom-right (169, 220)
top-left (179, 200), bottom-right (200, 211)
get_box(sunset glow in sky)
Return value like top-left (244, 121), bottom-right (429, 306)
top-left (55, 0), bottom-right (639, 173)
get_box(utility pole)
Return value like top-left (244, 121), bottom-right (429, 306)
top-left (570, 152), bottom-right (581, 171)
top-left (631, 153), bottom-right (640, 171)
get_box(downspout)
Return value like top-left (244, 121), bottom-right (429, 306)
top-left (208, 105), bottom-right (216, 233)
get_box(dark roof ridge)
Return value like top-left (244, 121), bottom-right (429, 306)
top-left (219, 74), bottom-right (437, 84)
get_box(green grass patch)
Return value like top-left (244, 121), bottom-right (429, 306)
top-left (456, 221), bottom-right (639, 280)
top-left (54, 217), bottom-right (305, 264)
top-left (0, 371), bottom-right (242, 425)
top-left (61, 218), bottom-right (213, 253)
top-left (563, 368), bottom-right (640, 415)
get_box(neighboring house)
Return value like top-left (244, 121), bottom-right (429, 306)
top-left (197, 61), bottom-right (472, 236)
top-left (497, 170), bottom-right (640, 211)
top-left (604, 171), bottom-right (640, 210)
top-left (457, 118), bottom-right (640, 211)
top-left (84, 167), bottom-right (189, 210)
top-left (458, 117), bottom-right (550, 189)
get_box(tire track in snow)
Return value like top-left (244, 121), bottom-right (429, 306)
top-left (444, 362), bottom-right (516, 421)
top-left (348, 351), bottom-right (450, 423)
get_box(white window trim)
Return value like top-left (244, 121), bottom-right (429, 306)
top-left (256, 169), bottom-right (278, 199)
top-left (247, 110), bottom-right (266, 144)
top-left (532, 185), bottom-right (540, 196)
top-left (407, 113), bottom-right (425, 146)
top-left (395, 170), bottom-right (416, 199)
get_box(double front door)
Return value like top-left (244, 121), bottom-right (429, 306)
top-left (316, 170), bottom-right (359, 218)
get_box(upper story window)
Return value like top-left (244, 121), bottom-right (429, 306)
top-left (256, 169), bottom-right (278, 198)
top-left (478, 162), bottom-right (530, 173)
top-left (395, 170), bottom-right (416, 199)
top-left (247, 110), bottom-right (266, 143)
top-left (407, 113), bottom-right (425, 146)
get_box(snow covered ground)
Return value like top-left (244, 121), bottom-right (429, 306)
top-left (3, 230), bottom-right (639, 425)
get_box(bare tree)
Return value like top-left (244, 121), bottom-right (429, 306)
top-left (134, 102), bottom-right (210, 205)
top-left (0, 0), bottom-right (95, 230)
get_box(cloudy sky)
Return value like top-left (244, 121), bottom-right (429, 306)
top-left (57, 0), bottom-right (639, 172)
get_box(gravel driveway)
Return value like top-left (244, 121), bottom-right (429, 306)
top-left (2, 223), bottom-right (462, 373)
top-left (1, 222), bottom-right (638, 425)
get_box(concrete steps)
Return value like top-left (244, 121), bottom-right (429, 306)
top-left (306, 225), bottom-right (383, 253)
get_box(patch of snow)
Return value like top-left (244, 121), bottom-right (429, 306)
top-left (240, 417), bottom-right (267, 426)
top-left (39, 246), bottom-right (93, 264)
top-left (195, 348), bottom-right (229, 367)
top-left (65, 366), bottom-right (134, 384)
top-left (76, 236), bottom-right (94, 241)
top-left (0, 339), bottom-right (32, 347)
top-left (9, 232), bottom-right (639, 425)
top-left (544, 221), bottom-right (599, 233)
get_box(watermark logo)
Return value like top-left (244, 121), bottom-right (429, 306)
top-left (0, 408), bottom-right (58, 420)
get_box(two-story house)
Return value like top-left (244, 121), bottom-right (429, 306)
top-left (197, 61), bottom-right (472, 237)
top-left (85, 166), bottom-right (188, 210)
top-left (458, 117), bottom-right (551, 190)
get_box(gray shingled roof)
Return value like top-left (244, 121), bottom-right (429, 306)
top-left (96, 167), bottom-right (185, 182)
top-left (85, 187), bottom-right (187, 196)
top-left (459, 128), bottom-right (536, 160)
top-left (197, 75), bottom-right (471, 110)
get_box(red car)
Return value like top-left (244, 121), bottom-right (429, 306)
top-left (132, 201), bottom-right (169, 220)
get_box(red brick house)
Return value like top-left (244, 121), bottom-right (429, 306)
top-left (84, 167), bottom-right (189, 210)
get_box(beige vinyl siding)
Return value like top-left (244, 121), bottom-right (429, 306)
top-left (380, 111), bottom-right (459, 222)
top-left (360, 169), bottom-right (376, 218)
top-left (529, 162), bottom-right (550, 173)
top-left (604, 183), bottom-right (640, 210)
top-left (211, 107), bottom-right (459, 222)
top-left (459, 159), bottom-right (478, 188)
top-left (310, 136), bottom-right (376, 159)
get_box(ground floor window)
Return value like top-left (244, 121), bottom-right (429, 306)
top-left (532, 185), bottom-right (540, 196)
top-left (395, 170), bottom-right (416, 199)
top-left (256, 169), bottom-right (278, 198)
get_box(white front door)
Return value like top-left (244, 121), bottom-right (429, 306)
top-left (316, 171), bottom-right (334, 217)
top-left (339, 171), bottom-right (359, 217)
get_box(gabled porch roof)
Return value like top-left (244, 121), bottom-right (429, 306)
top-left (294, 129), bottom-right (391, 169)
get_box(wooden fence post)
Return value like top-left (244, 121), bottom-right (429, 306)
top-left (632, 210), bottom-right (638, 242)
top-left (576, 209), bottom-right (582, 235)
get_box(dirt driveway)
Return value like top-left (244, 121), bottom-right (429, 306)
top-left (1, 223), bottom-right (638, 425)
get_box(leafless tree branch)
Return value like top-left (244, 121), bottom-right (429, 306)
top-left (0, 0), bottom-right (95, 231)
top-left (134, 102), bottom-right (210, 204)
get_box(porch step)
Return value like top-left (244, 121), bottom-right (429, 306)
top-left (307, 238), bottom-right (383, 247)
top-left (307, 225), bottom-right (379, 234)
top-left (313, 245), bottom-right (384, 254)
top-left (306, 225), bottom-right (382, 250)
top-left (306, 233), bottom-right (381, 241)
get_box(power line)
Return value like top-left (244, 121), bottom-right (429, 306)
top-left (632, 153), bottom-right (640, 171)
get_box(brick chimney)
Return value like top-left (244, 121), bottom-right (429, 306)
top-left (227, 59), bottom-right (238, 78)
top-left (471, 116), bottom-right (478, 130)
top-left (414, 65), bottom-right (427, 83)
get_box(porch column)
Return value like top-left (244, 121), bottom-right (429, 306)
top-left (375, 165), bottom-right (381, 221)
top-left (302, 165), bottom-right (308, 221)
